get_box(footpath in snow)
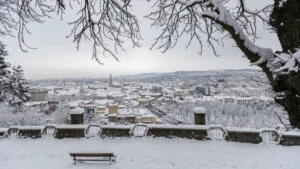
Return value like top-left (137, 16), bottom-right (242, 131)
top-left (0, 137), bottom-right (300, 169)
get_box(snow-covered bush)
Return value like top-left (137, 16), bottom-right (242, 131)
top-left (0, 103), bottom-right (68, 127)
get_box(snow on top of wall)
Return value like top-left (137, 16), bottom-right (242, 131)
top-left (10, 126), bottom-right (44, 130)
top-left (0, 128), bottom-right (8, 132)
top-left (226, 127), bottom-right (261, 133)
top-left (194, 107), bottom-right (207, 114)
top-left (70, 107), bottom-right (84, 114)
top-left (147, 124), bottom-right (210, 130)
top-left (282, 131), bottom-right (300, 136)
top-left (102, 125), bottom-right (133, 129)
top-left (55, 125), bottom-right (88, 129)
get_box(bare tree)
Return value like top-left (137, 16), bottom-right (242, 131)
top-left (0, 0), bottom-right (141, 63)
top-left (146, 0), bottom-right (300, 128)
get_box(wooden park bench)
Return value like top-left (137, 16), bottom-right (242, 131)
top-left (69, 153), bottom-right (116, 164)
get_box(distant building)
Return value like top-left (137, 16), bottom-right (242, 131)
top-left (108, 104), bottom-right (118, 114)
top-left (141, 115), bottom-right (156, 123)
top-left (48, 101), bottom-right (59, 113)
top-left (151, 86), bottom-right (163, 92)
top-left (235, 97), bottom-right (253, 106)
top-left (29, 89), bottom-right (48, 102)
top-left (218, 79), bottom-right (225, 83)
top-left (108, 114), bottom-right (156, 124)
top-left (94, 106), bottom-right (106, 114)
top-left (78, 102), bottom-right (96, 119)
top-left (175, 89), bottom-right (185, 97)
top-left (136, 98), bottom-right (149, 105)
top-left (196, 86), bottom-right (210, 96)
top-left (224, 97), bottom-right (235, 103)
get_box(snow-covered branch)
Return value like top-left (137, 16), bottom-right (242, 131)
top-left (273, 48), bottom-right (300, 74)
top-left (148, 0), bottom-right (273, 56)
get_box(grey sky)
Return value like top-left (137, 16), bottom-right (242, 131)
top-left (2, 0), bottom-right (281, 79)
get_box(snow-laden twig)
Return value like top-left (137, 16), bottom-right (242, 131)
top-left (272, 48), bottom-right (300, 74)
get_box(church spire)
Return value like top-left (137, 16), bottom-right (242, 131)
top-left (109, 73), bottom-right (113, 87)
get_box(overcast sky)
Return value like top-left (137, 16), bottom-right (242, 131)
top-left (2, 0), bottom-right (281, 79)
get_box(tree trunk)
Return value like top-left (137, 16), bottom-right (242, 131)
top-left (270, 0), bottom-right (300, 52)
top-left (273, 73), bottom-right (300, 128)
top-left (270, 0), bottom-right (300, 128)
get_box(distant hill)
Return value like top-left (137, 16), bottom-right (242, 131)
top-left (115, 69), bottom-right (265, 83)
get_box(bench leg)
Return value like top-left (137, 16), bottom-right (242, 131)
top-left (73, 156), bottom-right (77, 164)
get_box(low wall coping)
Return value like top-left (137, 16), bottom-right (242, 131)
top-left (0, 128), bottom-right (8, 132)
top-left (10, 126), bottom-right (44, 130)
top-left (55, 125), bottom-right (87, 129)
top-left (147, 124), bottom-right (209, 130)
top-left (226, 127), bottom-right (261, 133)
top-left (102, 125), bottom-right (133, 129)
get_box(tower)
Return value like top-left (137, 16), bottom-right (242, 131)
top-left (109, 73), bottom-right (113, 87)
top-left (79, 82), bottom-right (84, 94)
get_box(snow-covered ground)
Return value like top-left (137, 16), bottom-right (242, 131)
top-left (1, 138), bottom-right (300, 169)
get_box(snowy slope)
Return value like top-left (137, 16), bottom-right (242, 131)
top-left (0, 137), bottom-right (300, 169)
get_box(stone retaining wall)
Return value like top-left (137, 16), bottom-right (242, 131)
top-left (100, 126), bottom-right (131, 138)
top-left (280, 134), bottom-right (300, 146)
top-left (55, 128), bottom-right (85, 139)
top-left (147, 127), bottom-right (209, 140)
top-left (18, 129), bottom-right (42, 139)
top-left (1, 125), bottom-right (300, 146)
top-left (0, 130), bottom-right (6, 138)
top-left (226, 131), bottom-right (262, 144)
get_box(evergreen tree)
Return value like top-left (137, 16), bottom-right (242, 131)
top-left (0, 42), bottom-right (30, 110)
top-left (0, 42), bottom-right (11, 103)
top-left (8, 66), bottom-right (30, 109)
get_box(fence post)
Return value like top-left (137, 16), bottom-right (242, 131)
top-left (194, 107), bottom-right (207, 125)
top-left (70, 113), bottom-right (84, 124)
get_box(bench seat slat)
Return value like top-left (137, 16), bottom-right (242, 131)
top-left (70, 153), bottom-right (114, 157)
top-left (76, 159), bottom-right (113, 161)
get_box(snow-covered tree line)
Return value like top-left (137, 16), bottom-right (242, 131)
top-left (0, 42), bottom-right (30, 110)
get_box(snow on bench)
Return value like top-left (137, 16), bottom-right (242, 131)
top-left (69, 152), bottom-right (116, 164)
